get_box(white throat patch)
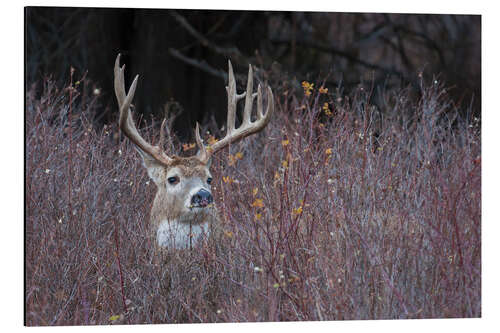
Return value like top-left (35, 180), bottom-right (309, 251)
top-left (157, 219), bottom-right (210, 249)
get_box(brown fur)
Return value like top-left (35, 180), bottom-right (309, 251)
top-left (168, 157), bottom-right (208, 176)
top-left (141, 155), bottom-right (219, 249)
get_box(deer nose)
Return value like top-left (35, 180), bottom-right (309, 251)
top-left (191, 189), bottom-right (213, 207)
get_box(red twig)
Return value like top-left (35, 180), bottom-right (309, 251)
top-left (113, 220), bottom-right (129, 323)
top-left (67, 67), bottom-right (74, 227)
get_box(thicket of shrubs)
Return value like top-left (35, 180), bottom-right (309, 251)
top-left (25, 73), bottom-right (480, 325)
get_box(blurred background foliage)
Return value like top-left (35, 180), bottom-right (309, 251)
top-left (25, 7), bottom-right (480, 139)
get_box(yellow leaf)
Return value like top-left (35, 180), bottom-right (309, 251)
top-left (253, 187), bottom-right (259, 196)
top-left (109, 315), bottom-right (121, 321)
top-left (281, 139), bottom-right (289, 146)
top-left (182, 143), bottom-right (196, 151)
top-left (302, 81), bottom-right (314, 96)
top-left (223, 176), bottom-right (234, 184)
top-left (235, 152), bottom-right (243, 159)
top-left (207, 136), bottom-right (218, 145)
top-left (325, 148), bottom-right (333, 155)
top-left (319, 86), bottom-right (328, 94)
top-left (254, 213), bottom-right (262, 221)
top-left (251, 198), bottom-right (264, 208)
top-left (293, 206), bottom-right (303, 215)
top-left (322, 102), bottom-right (333, 116)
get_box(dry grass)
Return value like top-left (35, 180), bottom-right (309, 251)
top-left (25, 75), bottom-right (480, 325)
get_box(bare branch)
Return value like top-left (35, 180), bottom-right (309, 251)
top-left (270, 36), bottom-right (412, 83)
top-left (169, 10), bottom-right (247, 63)
top-left (168, 48), bottom-right (228, 81)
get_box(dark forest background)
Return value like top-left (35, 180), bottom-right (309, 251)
top-left (25, 7), bottom-right (481, 140)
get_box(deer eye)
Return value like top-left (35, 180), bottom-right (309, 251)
top-left (167, 176), bottom-right (179, 185)
top-left (207, 177), bottom-right (213, 185)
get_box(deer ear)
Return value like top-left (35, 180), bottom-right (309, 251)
top-left (136, 148), bottom-right (166, 185)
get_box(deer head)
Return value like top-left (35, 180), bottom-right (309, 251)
top-left (113, 54), bottom-right (274, 249)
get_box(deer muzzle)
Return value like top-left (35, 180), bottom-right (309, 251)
top-left (190, 189), bottom-right (213, 208)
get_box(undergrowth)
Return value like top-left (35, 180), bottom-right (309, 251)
top-left (25, 74), bottom-right (481, 325)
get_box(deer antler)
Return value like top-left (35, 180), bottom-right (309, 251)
top-left (114, 54), bottom-right (172, 166)
top-left (196, 60), bottom-right (274, 163)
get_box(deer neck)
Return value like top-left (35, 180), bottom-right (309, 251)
top-left (156, 218), bottom-right (210, 249)
top-left (150, 191), bottom-right (216, 249)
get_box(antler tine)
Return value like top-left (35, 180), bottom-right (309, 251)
top-left (159, 118), bottom-right (167, 151)
top-left (242, 64), bottom-right (256, 125)
top-left (197, 61), bottom-right (274, 164)
top-left (195, 122), bottom-right (208, 162)
top-left (114, 54), bottom-right (172, 166)
top-left (225, 60), bottom-right (247, 135)
top-left (114, 55), bottom-right (127, 107)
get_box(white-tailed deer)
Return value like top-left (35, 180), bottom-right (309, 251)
top-left (114, 54), bottom-right (274, 250)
